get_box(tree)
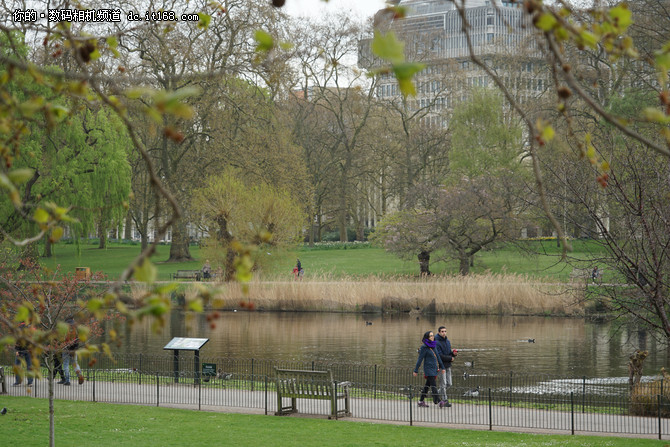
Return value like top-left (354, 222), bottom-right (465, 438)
top-left (0, 259), bottom-right (109, 446)
top-left (291, 15), bottom-right (378, 242)
top-left (192, 168), bottom-right (305, 280)
top-left (370, 185), bottom-right (442, 275)
top-left (539, 89), bottom-right (670, 337)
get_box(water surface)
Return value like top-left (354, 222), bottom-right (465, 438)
top-left (111, 311), bottom-right (669, 378)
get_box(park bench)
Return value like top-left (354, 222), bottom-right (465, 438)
top-left (172, 270), bottom-right (201, 281)
top-left (274, 367), bottom-right (351, 419)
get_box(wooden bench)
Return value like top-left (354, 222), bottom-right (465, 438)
top-left (172, 270), bottom-right (201, 281)
top-left (274, 367), bottom-right (351, 419)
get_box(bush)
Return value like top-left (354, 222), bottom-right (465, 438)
top-left (301, 241), bottom-right (371, 250)
top-left (319, 227), bottom-right (370, 242)
top-left (630, 371), bottom-right (670, 417)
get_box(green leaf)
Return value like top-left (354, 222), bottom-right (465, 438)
top-left (534, 13), bottom-right (558, 31)
top-left (7, 168), bottom-right (34, 185)
top-left (87, 299), bottom-right (103, 312)
top-left (586, 146), bottom-right (596, 160)
top-left (34, 208), bottom-right (49, 224)
top-left (48, 104), bottom-right (69, 121)
top-left (126, 88), bottom-right (153, 100)
top-left (168, 102), bottom-right (194, 120)
top-left (254, 30), bottom-right (275, 52)
top-left (371, 31), bottom-right (405, 65)
top-left (197, 12), bottom-right (211, 29)
top-left (50, 226), bottom-right (64, 242)
top-left (188, 298), bottom-right (204, 312)
top-left (609, 4), bottom-right (632, 31)
top-left (643, 107), bottom-right (670, 123)
top-left (134, 259), bottom-right (157, 284)
top-left (106, 36), bottom-right (117, 49)
top-left (156, 283), bottom-right (179, 295)
top-left (19, 97), bottom-right (45, 117)
top-left (393, 62), bottom-right (425, 97)
top-left (56, 321), bottom-right (69, 337)
top-left (540, 125), bottom-right (555, 142)
top-left (655, 51), bottom-right (670, 72)
top-left (0, 336), bottom-right (16, 348)
top-left (14, 305), bottom-right (30, 323)
top-left (579, 31), bottom-right (598, 50)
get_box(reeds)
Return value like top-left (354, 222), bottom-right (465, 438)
top-left (211, 273), bottom-right (582, 316)
top-left (630, 375), bottom-right (670, 417)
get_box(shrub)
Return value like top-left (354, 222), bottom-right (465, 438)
top-left (630, 369), bottom-right (670, 417)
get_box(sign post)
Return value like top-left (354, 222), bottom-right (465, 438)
top-left (163, 337), bottom-right (209, 385)
top-left (202, 363), bottom-right (216, 382)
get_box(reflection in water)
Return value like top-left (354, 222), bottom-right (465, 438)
top-left (106, 311), bottom-right (669, 378)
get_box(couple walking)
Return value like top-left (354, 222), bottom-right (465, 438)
top-left (413, 326), bottom-right (456, 408)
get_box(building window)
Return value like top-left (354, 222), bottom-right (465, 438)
top-left (487, 33), bottom-right (494, 43)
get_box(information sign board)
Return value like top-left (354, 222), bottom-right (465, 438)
top-left (163, 337), bottom-right (209, 351)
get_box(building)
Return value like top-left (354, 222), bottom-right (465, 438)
top-left (359, 0), bottom-right (545, 127)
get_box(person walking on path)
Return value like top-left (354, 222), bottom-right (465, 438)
top-left (413, 331), bottom-right (447, 407)
top-left (12, 323), bottom-right (33, 387)
top-left (62, 319), bottom-right (84, 386)
top-left (202, 260), bottom-right (212, 280)
top-left (435, 325), bottom-right (455, 407)
top-left (44, 345), bottom-right (65, 384)
top-left (294, 259), bottom-right (304, 281)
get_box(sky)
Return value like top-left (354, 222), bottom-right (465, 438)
top-left (284, 0), bottom-right (389, 21)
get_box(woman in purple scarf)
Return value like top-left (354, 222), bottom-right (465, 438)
top-left (413, 331), bottom-right (447, 407)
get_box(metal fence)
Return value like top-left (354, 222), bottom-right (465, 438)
top-left (2, 352), bottom-right (668, 439)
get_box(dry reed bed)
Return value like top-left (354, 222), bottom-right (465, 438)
top-left (208, 274), bottom-right (583, 316)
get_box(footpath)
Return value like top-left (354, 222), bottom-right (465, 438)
top-left (5, 377), bottom-right (669, 441)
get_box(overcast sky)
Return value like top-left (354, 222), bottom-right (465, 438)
top-left (284, 0), bottom-right (388, 21)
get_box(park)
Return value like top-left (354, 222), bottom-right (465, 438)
top-left (2, 0), bottom-right (670, 446)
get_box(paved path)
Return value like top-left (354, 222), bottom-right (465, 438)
top-left (4, 377), bottom-right (668, 440)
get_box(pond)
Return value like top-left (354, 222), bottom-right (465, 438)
top-left (109, 310), bottom-right (670, 379)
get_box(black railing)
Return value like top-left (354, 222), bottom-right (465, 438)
top-left (2, 352), bottom-right (668, 438)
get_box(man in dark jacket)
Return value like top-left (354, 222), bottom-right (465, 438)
top-left (435, 325), bottom-right (455, 406)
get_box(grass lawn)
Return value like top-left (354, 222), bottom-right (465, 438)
top-left (1, 396), bottom-right (664, 447)
top-left (30, 239), bottom-right (605, 282)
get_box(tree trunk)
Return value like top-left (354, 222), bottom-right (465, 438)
top-left (215, 214), bottom-right (236, 281)
top-left (418, 251), bottom-right (431, 276)
top-left (98, 223), bottom-right (107, 249)
top-left (459, 253), bottom-right (470, 276)
top-left (44, 237), bottom-right (52, 258)
top-left (339, 175), bottom-right (348, 242)
top-left (356, 208), bottom-right (365, 241)
top-left (167, 220), bottom-right (193, 262)
top-left (308, 213), bottom-right (315, 247)
top-left (338, 209), bottom-right (347, 242)
top-left (124, 212), bottom-right (132, 240)
top-left (47, 352), bottom-right (55, 447)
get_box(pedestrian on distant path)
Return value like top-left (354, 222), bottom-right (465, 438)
top-left (62, 319), bottom-right (84, 386)
top-left (413, 331), bottom-right (447, 407)
top-left (202, 260), bottom-right (212, 280)
top-left (12, 323), bottom-right (33, 387)
top-left (294, 259), bottom-right (304, 281)
top-left (435, 325), bottom-right (455, 407)
top-left (44, 345), bottom-right (65, 383)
